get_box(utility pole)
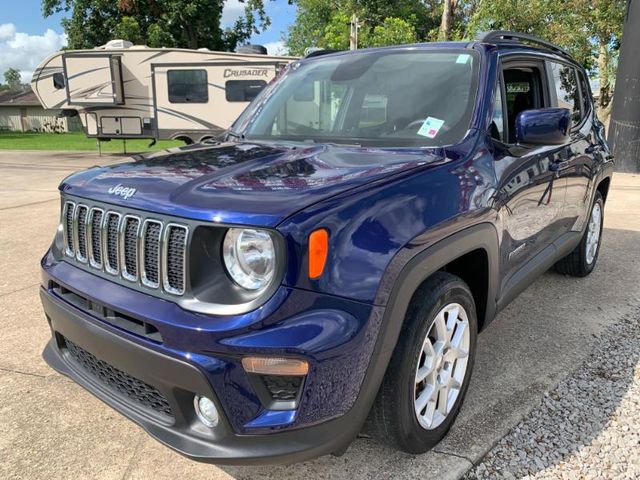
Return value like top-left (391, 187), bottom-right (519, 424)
top-left (349, 14), bottom-right (360, 50)
top-left (608, 0), bottom-right (640, 173)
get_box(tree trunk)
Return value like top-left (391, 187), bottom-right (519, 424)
top-left (597, 42), bottom-right (611, 109)
top-left (439, 0), bottom-right (454, 41)
top-left (608, 0), bottom-right (640, 173)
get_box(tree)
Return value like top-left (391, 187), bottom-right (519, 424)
top-left (41, 0), bottom-right (270, 51)
top-left (114, 16), bottom-right (142, 44)
top-left (285, 0), bottom-right (441, 55)
top-left (466, 0), bottom-right (626, 120)
top-left (438, 0), bottom-right (454, 40)
top-left (4, 68), bottom-right (22, 91)
top-left (365, 17), bottom-right (418, 47)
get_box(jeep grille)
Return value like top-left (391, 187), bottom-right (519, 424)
top-left (62, 199), bottom-right (188, 296)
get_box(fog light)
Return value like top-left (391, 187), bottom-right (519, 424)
top-left (194, 395), bottom-right (218, 427)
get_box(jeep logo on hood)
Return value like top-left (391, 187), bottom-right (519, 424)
top-left (108, 184), bottom-right (137, 199)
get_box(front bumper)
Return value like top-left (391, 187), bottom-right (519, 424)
top-left (42, 289), bottom-right (366, 464)
top-left (40, 254), bottom-right (387, 464)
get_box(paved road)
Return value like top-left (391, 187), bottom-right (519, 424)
top-left (1, 150), bottom-right (638, 480)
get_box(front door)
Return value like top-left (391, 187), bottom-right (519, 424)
top-left (491, 58), bottom-right (569, 288)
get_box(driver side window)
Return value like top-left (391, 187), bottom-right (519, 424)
top-left (501, 65), bottom-right (545, 143)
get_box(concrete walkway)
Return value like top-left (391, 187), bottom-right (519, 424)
top-left (1, 150), bottom-right (638, 479)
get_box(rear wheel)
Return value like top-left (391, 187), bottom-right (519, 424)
top-left (554, 191), bottom-right (604, 277)
top-left (367, 272), bottom-right (477, 453)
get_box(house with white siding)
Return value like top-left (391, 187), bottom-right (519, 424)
top-left (0, 88), bottom-right (81, 132)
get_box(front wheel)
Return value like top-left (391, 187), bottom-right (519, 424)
top-left (367, 272), bottom-right (477, 453)
top-left (554, 191), bottom-right (604, 277)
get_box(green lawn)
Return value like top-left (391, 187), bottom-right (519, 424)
top-left (0, 132), bottom-right (183, 152)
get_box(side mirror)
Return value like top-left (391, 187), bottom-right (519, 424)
top-left (515, 108), bottom-right (570, 146)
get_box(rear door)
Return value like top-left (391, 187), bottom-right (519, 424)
top-left (546, 61), bottom-right (596, 233)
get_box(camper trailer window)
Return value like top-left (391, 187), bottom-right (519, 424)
top-left (53, 73), bottom-right (65, 90)
top-left (168, 70), bottom-right (208, 103)
top-left (226, 80), bottom-right (267, 102)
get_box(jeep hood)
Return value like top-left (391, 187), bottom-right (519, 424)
top-left (60, 142), bottom-right (444, 227)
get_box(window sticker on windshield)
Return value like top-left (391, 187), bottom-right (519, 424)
top-left (456, 54), bottom-right (470, 64)
top-left (417, 117), bottom-right (445, 138)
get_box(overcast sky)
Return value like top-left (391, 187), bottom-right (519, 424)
top-left (0, 0), bottom-right (295, 83)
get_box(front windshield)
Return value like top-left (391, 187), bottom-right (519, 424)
top-left (236, 49), bottom-right (479, 148)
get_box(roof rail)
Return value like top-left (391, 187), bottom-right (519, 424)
top-left (476, 30), bottom-right (572, 58)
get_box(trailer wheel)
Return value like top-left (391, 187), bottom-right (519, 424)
top-left (175, 136), bottom-right (193, 145)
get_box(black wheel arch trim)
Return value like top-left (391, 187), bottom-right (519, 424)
top-left (331, 222), bottom-right (501, 451)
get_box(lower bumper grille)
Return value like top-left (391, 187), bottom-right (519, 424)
top-left (65, 338), bottom-right (173, 418)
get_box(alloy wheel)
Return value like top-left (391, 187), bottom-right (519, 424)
top-left (586, 201), bottom-right (602, 265)
top-left (414, 303), bottom-right (470, 430)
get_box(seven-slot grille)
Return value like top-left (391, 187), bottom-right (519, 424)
top-left (62, 200), bottom-right (188, 295)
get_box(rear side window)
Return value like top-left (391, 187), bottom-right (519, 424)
top-left (168, 70), bottom-right (208, 103)
top-left (549, 62), bottom-right (580, 125)
top-left (577, 70), bottom-right (592, 117)
top-left (225, 80), bottom-right (267, 102)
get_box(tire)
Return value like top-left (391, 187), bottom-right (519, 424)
top-left (367, 272), bottom-right (478, 453)
top-left (554, 191), bottom-right (604, 277)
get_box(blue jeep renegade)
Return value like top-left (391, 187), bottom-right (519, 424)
top-left (40, 31), bottom-right (613, 464)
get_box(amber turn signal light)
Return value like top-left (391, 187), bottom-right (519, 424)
top-left (308, 228), bottom-right (329, 279)
top-left (241, 357), bottom-right (309, 376)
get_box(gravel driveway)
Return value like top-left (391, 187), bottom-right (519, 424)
top-left (466, 307), bottom-right (640, 479)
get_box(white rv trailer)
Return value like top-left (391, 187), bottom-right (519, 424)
top-left (31, 41), bottom-right (296, 143)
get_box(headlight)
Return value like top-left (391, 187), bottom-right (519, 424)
top-left (223, 228), bottom-right (276, 291)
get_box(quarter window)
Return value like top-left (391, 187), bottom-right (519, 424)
top-left (167, 70), bottom-right (208, 103)
top-left (549, 62), bottom-right (580, 125)
top-left (225, 80), bottom-right (267, 102)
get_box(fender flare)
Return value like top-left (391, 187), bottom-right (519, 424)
top-left (330, 223), bottom-right (500, 454)
top-left (375, 222), bottom-right (500, 356)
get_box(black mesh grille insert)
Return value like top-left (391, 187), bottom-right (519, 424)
top-left (65, 339), bottom-right (173, 418)
top-left (143, 222), bottom-right (161, 285)
top-left (76, 206), bottom-right (88, 259)
top-left (166, 226), bottom-right (186, 292)
top-left (262, 375), bottom-right (302, 401)
top-left (65, 203), bottom-right (74, 252)
top-left (106, 213), bottom-right (120, 271)
top-left (123, 217), bottom-right (140, 277)
top-left (90, 210), bottom-right (103, 265)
